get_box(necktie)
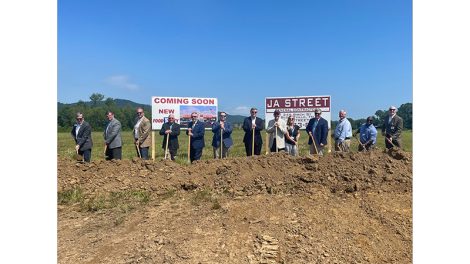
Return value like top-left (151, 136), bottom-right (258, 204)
top-left (312, 119), bottom-right (318, 134)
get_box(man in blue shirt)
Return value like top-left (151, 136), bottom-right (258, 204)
top-left (355, 116), bottom-right (377, 151)
top-left (334, 110), bottom-right (352, 152)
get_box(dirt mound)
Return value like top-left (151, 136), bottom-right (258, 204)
top-left (58, 149), bottom-right (412, 263)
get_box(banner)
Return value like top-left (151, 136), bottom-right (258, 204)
top-left (151, 97), bottom-right (218, 130)
top-left (265, 95), bottom-right (331, 129)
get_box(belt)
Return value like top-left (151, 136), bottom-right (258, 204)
top-left (345, 137), bottom-right (351, 139)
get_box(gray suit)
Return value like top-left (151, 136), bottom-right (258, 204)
top-left (104, 118), bottom-right (122, 159)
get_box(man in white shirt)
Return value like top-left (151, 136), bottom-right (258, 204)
top-left (334, 110), bottom-right (353, 152)
top-left (267, 109), bottom-right (287, 153)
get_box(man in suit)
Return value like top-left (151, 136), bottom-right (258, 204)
top-left (243, 107), bottom-right (264, 156)
top-left (212, 111), bottom-right (233, 159)
top-left (186, 112), bottom-right (205, 162)
top-left (134, 107), bottom-right (151, 160)
top-left (71, 112), bottom-right (93, 162)
top-left (104, 111), bottom-right (122, 160)
top-left (382, 105), bottom-right (403, 149)
top-left (305, 108), bottom-right (329, 155)
top-left (160, 114), bottom-right (181, 160)
top-left (266, 109), bottom-right (287, 153)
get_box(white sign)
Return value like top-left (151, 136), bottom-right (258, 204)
top-left (151, 97), bottom-right (218, 130)
top-left (265, 95), bottom-right (331, 129)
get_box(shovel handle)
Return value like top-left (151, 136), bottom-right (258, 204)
top-left (385, 136), bottom-right (396, 148)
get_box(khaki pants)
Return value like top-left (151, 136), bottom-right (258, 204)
top-left (309, 143), bottom-right (324, 156)
top-left (335, 139), bottom-right (351, 152)
top-left (213, 144), bottom-right (230, 159)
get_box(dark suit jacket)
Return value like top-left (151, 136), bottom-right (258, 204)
top-left (212, 121), bottom-right (233, 148)
top-left (159, 122), bottom-right (181, 150)
top-left (242, 117), bottom-right (264, 144)
top-left (186, 121), bottom-right (205, 149)
top-left (382, 115), bottom-right (403, 139)
top-left (71, 121), bottom-right (93, 151)
top-left (305, 117), bottom-right (329, 146)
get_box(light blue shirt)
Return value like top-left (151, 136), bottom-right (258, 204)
top-left (334, 118), bottom-right (352, 142)
top-left (359, 123), bottom-right (377, 145)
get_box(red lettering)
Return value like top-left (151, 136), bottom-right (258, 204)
top-left (190, 98), bottom-right (215, 105)
top-left (158, 109), bottom-right (175, 114)
top-left (154, 97), bottom-right (189, 104)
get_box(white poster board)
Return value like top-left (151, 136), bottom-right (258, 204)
top-left (151, 97), bottom-right (218, 130)
top-left (265, 95), bottom-right (331, 129)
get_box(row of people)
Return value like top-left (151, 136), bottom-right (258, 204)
top-left (71, 106), bottom-right (403, 162)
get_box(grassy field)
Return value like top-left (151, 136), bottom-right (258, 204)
top-left (58, 129), bottom-right (412, 164)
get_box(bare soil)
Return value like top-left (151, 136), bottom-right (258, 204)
top-left (58, 148), bottom-right (412, 264)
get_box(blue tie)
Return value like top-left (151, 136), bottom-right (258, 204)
top-left (312, 119), bottom-right (318, 134)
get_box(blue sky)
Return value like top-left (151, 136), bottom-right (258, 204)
top-left (58, 0), bottom-right (412, 119)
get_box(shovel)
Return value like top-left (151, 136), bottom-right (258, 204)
top-left (385, 136), bottom-right (396, 148)
top-left (309, 133), bottom-right (319, 155)
top-left (355, 135), bottom-right (367, 152)
top-left (73, 148), bottom-right (84, 161)
top-left (135, 142), bottom-right (141, 158)
top-left (164, 132), bottom-right (170, 160)
top-left (104, 144), bottom-right (108, 159)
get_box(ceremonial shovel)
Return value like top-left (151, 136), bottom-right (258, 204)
top-left (164, 132), bottom-right (170, 160)
top-left (74, 148), bottom-right (83, 161)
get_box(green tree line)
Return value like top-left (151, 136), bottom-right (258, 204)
top-left (332, 103), bottom-right (412, 131)
top-left (58, 93), bottom-right (412, 132)
top-left (57, 93), bottom-right (151, 132)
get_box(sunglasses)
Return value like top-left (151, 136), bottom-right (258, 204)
top-left (76, 118), bottom-right (83, 120)
top-left (191, 116), bottom-right (197, 118)
top-left (137, 112), bottom-right (143, 114)
top-left (220, 115), bottom-right (226, 117)
top-left (251, 111), bottom-right (257, 113)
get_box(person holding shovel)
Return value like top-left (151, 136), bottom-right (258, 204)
top-left (242, 107), bottom-right (264, 156)
top-left (71, 112), bottom-right (93, 162)
top-left (381, 105), bottom-right (403, 149)
top-left (104, 111), bottom-right (122, 160)
top-left (186, 112), bottom-right (205, 163)
top-left (267, 109), bottom-right (287, 153)
top-left (355, 116), bottom-right (377, 151)
top-left (160, 114), bottom-right (181, 161)
top-left (285, 115), bottom-right (300, 156)
top-left (305, 108), bottom-right (328, 156)
top-left (334, 110), bottom-right (353, 152)
top-left (212, 111), bottom-right (233, 159)
top-left (134, 107), bottom-right (151, 160)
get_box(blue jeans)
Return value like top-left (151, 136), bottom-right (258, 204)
top-left (138, 147), bottom-right (149, 160)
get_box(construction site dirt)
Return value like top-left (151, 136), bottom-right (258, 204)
top-left (58, 149), bottom-right (412, 264)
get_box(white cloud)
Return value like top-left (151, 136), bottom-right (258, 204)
top-left (104, 75), bottom-right (139, 91)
